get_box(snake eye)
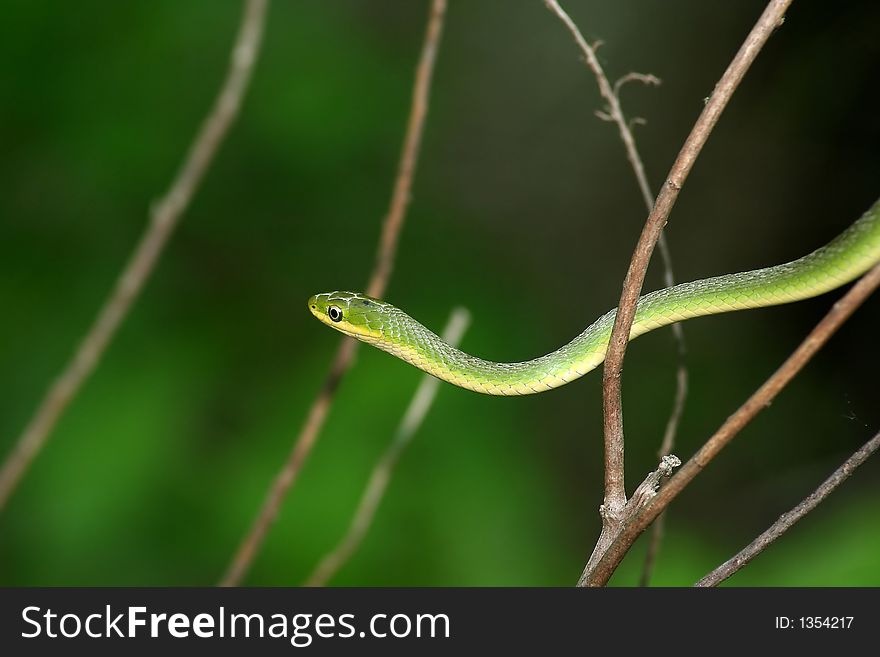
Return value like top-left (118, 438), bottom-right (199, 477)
top-left (327, 305), bottom-right (343, 322)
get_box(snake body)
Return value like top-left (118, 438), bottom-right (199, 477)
top-left (309, 199), bottom-right (880, 395)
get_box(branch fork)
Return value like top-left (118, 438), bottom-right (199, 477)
top-left (582, 454), bottom-right (681, 584)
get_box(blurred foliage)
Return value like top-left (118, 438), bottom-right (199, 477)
top-left (1, 0), bottom-right (878, 586)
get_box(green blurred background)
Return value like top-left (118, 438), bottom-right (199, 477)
top-left (1, 0), bottom-right (878, 586)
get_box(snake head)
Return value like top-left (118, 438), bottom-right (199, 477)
top-left (308, 291), bottom-right (390, 343)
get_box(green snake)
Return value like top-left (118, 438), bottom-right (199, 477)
top-left (309, 199), bottom-right (880, 396)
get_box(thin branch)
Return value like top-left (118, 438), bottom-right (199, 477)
top-left (0, 0), bottom-right (270, 512)
top-left (555, 0), bottom-right (793, 581)
top-left (695, 430), bottom-right (880, 587)
top-left (613, 72), bottom-right (661, 98)
top-left (580, 260), bottom-right (880, 586)
top-left (305, 308), bottom-right (471, 587)
top-left (219, 0), bottom-right (448, 587)
top-left (541, 0), bottom-right (689, 587)
top-left (599, 0), bottom-right (792, 522)
top-left (638, 357), bottom-right (690, 585)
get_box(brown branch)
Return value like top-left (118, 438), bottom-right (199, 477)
top-left (0, 0), bottom-right (270, 512)
top-left (695, 430), bottom-right (880, 587)
top-left (541, 0), bottom-right (690, 587)
top-left (555, 0), bottom-right (793, 580)
top-left (580, 259), bottom-right (880, 586)
top-left (599, 0), bottom-right (792, 520)
top-left (305, 308), bottom-right (470, 587)
top-left (219, 0), bottom-right (448, 587)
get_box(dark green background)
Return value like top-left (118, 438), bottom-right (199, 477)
top-left (1, 0), bottom-right (878, 586)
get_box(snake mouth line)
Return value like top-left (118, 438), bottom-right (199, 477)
top-left (307, 297), bottom-right (382, 343)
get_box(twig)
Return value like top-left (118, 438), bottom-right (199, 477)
top-left (695, 430), bottom-right (880, 587)
top-left (638, 362), bottom-right (690, 585)
top-left (219, 0), bottom-right (448, 587)
top-left (580, 260), bottom-right (880, 586)
top-left (600, 0), bottom-right (791, 520)
top-left (541, 0), bottom-right (689, 587)
top-left (613, 72), bottom-right (661, 98)
top-left (560, 0), bottom-right (793, 582)
top-left (0, 0), bottom-right (270, 512)
top-left (305, 308), bottom-right (471, 587)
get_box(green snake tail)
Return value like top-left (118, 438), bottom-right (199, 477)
top-left (309, 198), bottom-right (880, 395)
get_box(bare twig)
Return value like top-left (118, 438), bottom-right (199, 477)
top-left (613, 72), bottom-right (661, 98)
top-left (638, 362), bottom-right (690, 585)
top-left (599, 0), bottom-right (791, 519)
top-left (558, 0), bottom-right (793, 581)
top-left (541, 0), bottom-right (689, 587)
top-left (580, 260), bottom-right (880, 586)
top-left (0, 0), bottom-right (270, 511)
top-left (219, 0), bottom-right (448, 587)
top-left (305, 308), bottom-right (471, 587)
top-left (695, 430), bottom-right (880, 587)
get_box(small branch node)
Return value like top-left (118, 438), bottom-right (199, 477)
top-left (658, 454), bottom-right (682, 477)
top-left (613, 72), bottom-right (661, 97)
top-left (599, 500), bottom-right (624, 527)
top-left (630, 454), bottom-right (681, 509)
